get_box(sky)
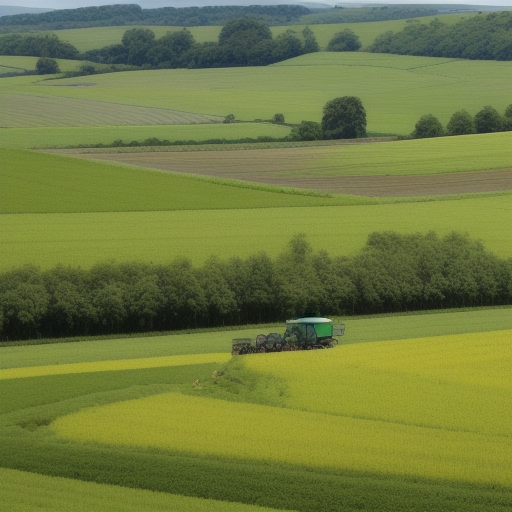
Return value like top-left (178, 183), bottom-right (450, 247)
top-left (0, 1), bottom-right (510, 9)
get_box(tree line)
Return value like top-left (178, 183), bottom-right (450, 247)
top-left (0, 20), bottom-right (320, 69)
top-left (369, 11), bottom-right (512, 61)
top-left (1, 231), bottom-right (510, 341)
top-left (411, 104), bottom-right (512, 139)
top-left (0, 4), bottom-right (310, 31)
top-left (83, 20), bottom-right (319, 69)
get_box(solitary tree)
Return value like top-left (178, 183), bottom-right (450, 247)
top-left (446, 110), bottom-right (475, 136)
top-left (474, 105), bottom-right (503, 133)
top-left (272, 113), bottom-right (285, 124)
top-left (327, 29), bottom-right (361, 52)
top-left (412, 114), bottom-right (444, 138)
top-left (36, 57), bottom-right (60, 74)
top-left (321, 96), bottom-right (367, 139)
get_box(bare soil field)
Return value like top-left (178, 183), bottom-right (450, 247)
top-left (74, 150), bottom-right (512, 197)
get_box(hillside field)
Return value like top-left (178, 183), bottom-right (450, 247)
top-left (1, 53), bottom-right (510, 134)
top-left (1, 309), bottom-right (511, 512)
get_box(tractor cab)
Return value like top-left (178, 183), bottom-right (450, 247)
top-left (284, 317), bottom-right (345, 349)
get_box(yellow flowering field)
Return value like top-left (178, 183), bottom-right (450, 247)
top-left (52, 390), bottom-right (511, 486)
top-left (245, 330), bottom-right (512, 437)
top-left (0, 353), bottom-right (230, 380)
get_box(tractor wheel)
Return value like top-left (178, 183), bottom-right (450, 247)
top-left (256, 334), bottom-right (267, 345)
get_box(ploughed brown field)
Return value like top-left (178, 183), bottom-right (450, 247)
top-left (64, 148), bottom-right (512, 197)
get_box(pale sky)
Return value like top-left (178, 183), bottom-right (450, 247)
top-left (1, 1), bottom-right (510, 9)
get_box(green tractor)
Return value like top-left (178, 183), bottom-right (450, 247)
top-left (232, 317), bottom-right (345, 355)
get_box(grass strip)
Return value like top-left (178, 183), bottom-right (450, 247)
top-left (0, 352), bottom-right (230, 380)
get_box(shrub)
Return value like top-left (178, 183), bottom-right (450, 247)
top-left (36, 57), bottom-right (60, 75)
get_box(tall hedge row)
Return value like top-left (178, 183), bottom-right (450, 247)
top-left (1, 231), bottom-right (510, 341)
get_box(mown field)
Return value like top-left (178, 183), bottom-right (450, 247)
top-left (1, 309), bottom-right (511, 512)
top-left (36, 13), bottom-right (479, 52)
top-left (1, 53), bottom-right (510, 134)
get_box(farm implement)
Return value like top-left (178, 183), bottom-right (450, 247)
top-left (232, 317), bottom-right (345, 355)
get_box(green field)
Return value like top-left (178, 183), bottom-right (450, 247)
top-left (0, 123), bottom-right (291, 148)
top-left (1, 310), bottom-right (511, 512)
top-left (2, 195), bottom-right (510, 271)
top-left (1, 53), bottom-right (510, 134)
top-left (1, 469), bottom-right (290, 512)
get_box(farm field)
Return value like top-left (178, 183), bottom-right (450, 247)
top-left (1, 53), bottom-right (510, 134)
top-left (1, 468), bottom-right (290, 512)
top-left (1, 195), bottom-right (511, 271)
top-left (35, 13), bottom-right (479, 52)
top-left (1, 310), bottom-right (511, 512)
top-left (0, 93), bottom-right (223, 129)
top-left (75, 132), bottom-right (512, 196)
top-left (0, 123), bottom-right (291, 148)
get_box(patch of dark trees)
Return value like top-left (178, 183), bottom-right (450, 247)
top-left (369, 11), bottom-right (512, 61)
top-left (0, 33), bottom-right (80, 59)
top-left (304, 5), bottom-right (438, 24)
top-left (1, 231), bottom-right (510, 342)
top-left (84, 20), bottom-right (319, 69)
top-left (0, 19), bottom-right (319, 69)
top-left (0, 4), bottom-right (309, 31)
top-left (410, 104), bottom-right (512, 139)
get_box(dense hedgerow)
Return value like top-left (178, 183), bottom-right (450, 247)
top-left (1, 231), bottom-right (510, 341)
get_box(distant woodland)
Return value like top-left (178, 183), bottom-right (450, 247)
top-left (0, 4), bottom-right (309, 30)
top-left (369, 12), bottom-right (512, 60)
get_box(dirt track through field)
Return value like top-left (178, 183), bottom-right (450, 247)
top-left (79, 151), bottom-right (512, 197)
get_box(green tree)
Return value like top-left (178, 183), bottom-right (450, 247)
top-left (223, 113), bottom-right (235, 124)
top-left (446, 109), bottom-right (475, 136)
top-left (36, 57), bottom-right (60, 74)
top-left (272, 30), bottom-right (303, 62)
top-left (412, 114), bottom-right (444, 138)
top-left (327, 29), bottom-right (362, 52)
top-left (272, 113), bottom-right (285, 124)
top-left (503, 104), bottom-right (512, 131)
top-left (321, 96), bottom-right (367, 139)
top-left (121, 28), bottom-right (155, 66)
top-left (275, 234), bottom-right (323, 318)
top-left (290, 121), bottom-right (322, 141)
top-left (302, 26), bottom-right (319, 53)
top-left (474, 105), bottom-right (503, 133)
top-left (147, 29), bottom-right (195, 68)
